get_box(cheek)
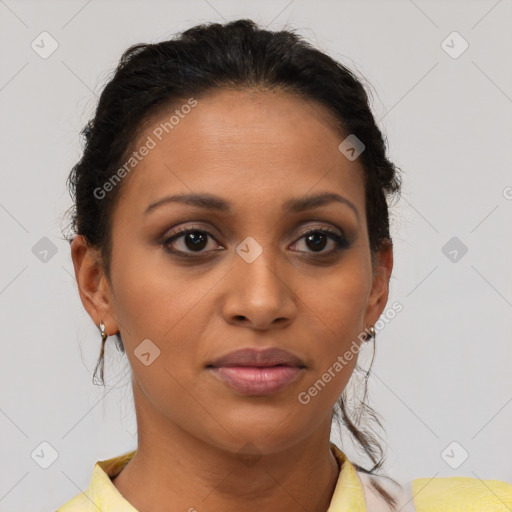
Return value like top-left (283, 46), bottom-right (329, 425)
top-left (295, 258), bottom-right (371, 396)
top-left (109, 246), bottom-right (225, 402)
top-left (305, 256), bottom-right (372, 336)
top-left (112, 277), bottom-right (206, 378)
top-left (298, 356), bottom-right (358, 409)
top-left (109, 238), bottom-right (202, 342)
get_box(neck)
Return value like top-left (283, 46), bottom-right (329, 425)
top-left (112, 385), bottom-right (341, 512)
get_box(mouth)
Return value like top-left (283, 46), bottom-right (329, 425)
top-left (206, 347), bottom-right (306, 396)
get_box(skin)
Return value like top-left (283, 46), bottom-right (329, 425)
top-left (71, 88), bottom-right (393, 512)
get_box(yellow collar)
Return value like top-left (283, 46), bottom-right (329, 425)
top-left (328, 442), bottom-right (368, 511)
top-left (58, 442), bottom-right (512, 511)
top-left (67, 442), bottom-right (377, 511)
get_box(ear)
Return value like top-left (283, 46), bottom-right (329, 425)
top-left (364, 239), bottom-right (394, 328)
top-left (70, 235), bottom-right (118, 336)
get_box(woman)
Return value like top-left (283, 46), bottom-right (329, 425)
top-left (58, 19), bottom-right (511, 512)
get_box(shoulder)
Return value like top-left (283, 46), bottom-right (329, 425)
top-left (55, 492), bottom-right (95, 512)
top-left (55, 450), bottom-right (137, 512)
top-left (411, 475), bottom-right (512, 511)
top-left (356, 470), bottom-right (512, 512)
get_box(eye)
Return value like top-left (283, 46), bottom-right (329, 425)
top-left (162, 227), bottom-right (222, 256)
top-left (291, 228), bottom-right (349, 255)
top-left (160, 225), bottom-right (349, 258)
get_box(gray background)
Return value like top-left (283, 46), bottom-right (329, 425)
top-left (1, 1), bottom-right (511, 511)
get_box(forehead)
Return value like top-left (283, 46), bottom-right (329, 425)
top-left (114, 88), bottom-right (366, 216)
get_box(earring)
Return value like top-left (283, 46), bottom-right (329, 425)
top-left (99, 322), bottom-right (108, 360)
top-left (363, 325), bottom-right (376, 380)
top-left (363, 325), bottom-right (376, 342)
top-left (99, 321), bottom-right (108, 343)
top-left (93, 322), bottom-right (109, 385)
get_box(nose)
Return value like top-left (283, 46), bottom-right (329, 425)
top-left (221, 246), bottom-right (297, 331)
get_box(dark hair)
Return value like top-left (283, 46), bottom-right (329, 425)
top-left (63, 18), bottom-right (402, 493)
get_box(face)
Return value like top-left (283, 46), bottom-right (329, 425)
top-left (72, 88), bottom-right (392, 456)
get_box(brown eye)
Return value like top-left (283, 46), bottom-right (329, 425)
top-left (304, 232), bottom-right (329, 251)
top-left (291, 229), bottom-right (349, 255)
top-left (180, 231), bottom-right (209, 251)
top-left (162, 228), bottom-right (221, 255)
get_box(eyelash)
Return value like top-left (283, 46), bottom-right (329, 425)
top-left (160, 225), bottom-right (349, 259)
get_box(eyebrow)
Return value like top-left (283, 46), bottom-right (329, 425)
top-left (144, 192), bottom-right (359, 221)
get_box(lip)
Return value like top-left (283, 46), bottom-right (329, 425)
top-left (207, 347), bottom-right (306, 396)
top-left (208, 347), bottom-right (306, 368)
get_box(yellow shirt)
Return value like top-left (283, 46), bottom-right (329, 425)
top-left (56, 442), bottom-right (512, 511)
